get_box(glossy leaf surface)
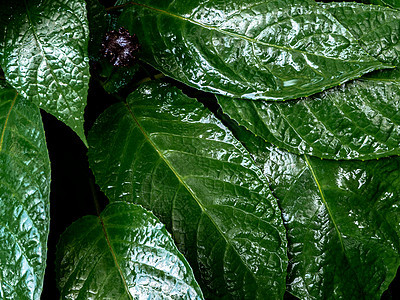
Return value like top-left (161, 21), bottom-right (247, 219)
top-left (0, 0), bottom-right (90, 145)
top-left (88, 81), bottom-right (287, 298)
top-left (229, 122), bottom-right (400, 299)
top-left (0, 83), bottom-right (50, 299)
top-left (218, 74), bottom-right (400, 160)
top-left (56, 201), bottom-right (203, 299)
top-left (322, 2), bottom-right (400, 65)
top-left (116, 0), bottom-right (387, 101)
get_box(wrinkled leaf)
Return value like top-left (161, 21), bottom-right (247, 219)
top-left (116, 0), bottom-right (388, 101)
top-left (56, 201), bottom-right (203, 299)
top-left (365, 0), bottom-right (400, 9)
top-left (322, 2), bottom-right (400, 66)
top-left (228, 121), bottom-right (400, 299)
top-left (0, 82), bottom-right (50, 299)
top-left (218, 2), bottom-right (400, 160)
top-left (218, 74), bottom-right (400, 160)
top-left (88, 81), bottom-right (287, 298)
top-left (0, 0), bottom-right (90, 145)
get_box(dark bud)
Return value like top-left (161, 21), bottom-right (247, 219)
top-left (101, 27), bottom-right (140, 67)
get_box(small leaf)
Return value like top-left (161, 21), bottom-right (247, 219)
top-left (228, 121), bottom-right (400, 299)
top-left (116, 0), bottom-right (388, 101)
top-left (56, 202), bottom-right (204, 299)
top-left (0, 0), bottom-right (90, 145)
top-left (0, 82), bottom-right (50, 299)
top-left (88, 81), bottom-right (288, 298)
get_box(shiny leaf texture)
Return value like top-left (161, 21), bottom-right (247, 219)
top-left (56, 201), bottom-right (203, 299)
top-left (322, 2), bottom-right (400, 66)
top-left (88, 81), bottom-right (287, 299)
top-left (218, 74), bottom-right (400, 160)
top-left (218, 2), bottom-right (400, 160)
top-left (0, 82), bottom-right (50, 299)
top-left (115, 0), bottom-right (388, 101)
top-left (365, 0), bottom-right (400, 9)
top-left (0, 0), bottom-right (90, 145)
top-left (228, 122), bottom-right (400, 299)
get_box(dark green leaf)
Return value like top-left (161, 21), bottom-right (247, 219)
top-left (56, 201), bottom-right (203, 299)
top-left (0, 0), bottom-right (90, 145)
top-left (322, 2), bottom-right (400, 66)
top-left (88, 81), bottom-right (288, 298)
top-left (218, 74), bottom-right (400, 160)
top-left (116, 0), bottom-right (388, 101)
top-left (365, 0), bottom-right (400, 9)
top-left (99, 61), bottom-right (139, 94)
top-left (86, 0), bottom-right (107, 61)
top-left (229, 121), bottom-right (400, 300)
top-left (0, 82), bottom-right (50, 299)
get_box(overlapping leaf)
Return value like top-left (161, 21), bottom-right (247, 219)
top-left (116, 0), bottom-right (387, 101)
top-left (227, 120), bottom-right (400, 299)
top-left (88, 81), bottom-right (287, 299)
top-left (56, 202), bottom-right (203, 299)
top-left (0, 0), bottom-right (90, 145)
top-left (0, 82), bottom-right (50, 299)
top-left (218, 2), bottom-right (400, 160)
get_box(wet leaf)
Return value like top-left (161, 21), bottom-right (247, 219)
top-left (88, 81), bottom-right (288, 298)
top-left (0, 82), bottom-right (50, 299)
top-left (56, 202), bottom-right (204, 299)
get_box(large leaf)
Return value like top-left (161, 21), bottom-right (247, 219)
top-left (115, 0), bottom-right (388, 101)
top-left (88, 81), bottom-right (288, 298)
top-left (56, 201), bottom-right (203, 299)
top-left (218, 74), bottom-right (400, 160)
top-left (322, 2), bottom-right (400, 66)
top-left (0, 82), bottom-right (50, 299)
top-left (218, 2), bottom-right (400, 160)
top-left (0, 0), bottom-right (90, 145)
top-left (227, 121), bottom-right (400, 299)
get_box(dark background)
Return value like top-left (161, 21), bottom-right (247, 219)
top-left (39, 0), bottom-right (400, 298)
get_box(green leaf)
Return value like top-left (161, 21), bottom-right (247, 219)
top-left (56, 201), bottom-right (204, 299)
top-left (0, 82), bottom-right (50, 299)
top-left (85, 0), bottom-right (107, 62)
top-left (228, 121), bottom-right (400, 299)
top-left (99, 59), bottom-right (140, 94)
top-left (88, 81), bottom-right (288, 298)
top-left (0, 0), bottom-right (90, 145)
top-left (365, 0), bottom-right (400, 9)
top-left (116, 0), bottom-right (388, 101)
top-left (322, 2), bottom-right (400, 66)
top-left (218, 73), bottom-right (400, 160)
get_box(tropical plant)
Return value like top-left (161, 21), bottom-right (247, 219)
top-left (1, 0), bottom-right (400, 299)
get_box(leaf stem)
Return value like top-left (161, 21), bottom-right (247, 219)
top-left (105, 3), bottom-right (131, 12)
top-left (89, 171), bottom-right (101, 216)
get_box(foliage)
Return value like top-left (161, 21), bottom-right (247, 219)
top-left (1, 0), bottom-right (400, 299)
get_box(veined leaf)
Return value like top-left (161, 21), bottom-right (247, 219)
top-left (116, 0), bottom-right (388, 101)
top-left (365, 0), bottom-right (400, 9)
top-left (88, 81), bottom-right (287, 298)
top-left (0, 82), bottom-right (50, 299)
top-left (218, 74), bottom-right (400, 160)
top-left (322, 2), bottom-right (400, 66)
top-left (228, 121), bottom-right (400, 299)
top-left (56, 201), bottom-right (203, 299)
top-left (218, 2), bottom-right (400, 160)
top-left (0, 0), bottom-right (90, 145)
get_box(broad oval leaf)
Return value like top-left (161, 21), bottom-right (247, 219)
top-left (229, 122), bottom-right (400, 299)
top-left (56, 201), bottom-right (203, 299)
top-left (0, 82), bottom-right (50, 299)
top-left (218, 75), bottom-right (400, 160)
top-left (0, 0), bottom-right (90, 145)
top-left (116, 0), bottom-right (387, 101)
top-left (88, 81), bottom-right (288, 298)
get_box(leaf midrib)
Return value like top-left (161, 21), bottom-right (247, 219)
top-left (0, 91), bottom-right (17, 152)
top-left (124, 101), bottom-right (258, 285)
top-left (128, 1), bottom-right (383, 64)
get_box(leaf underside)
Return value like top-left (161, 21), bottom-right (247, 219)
top-left (0, 82), bottom-right (50, 299)
top-left (56, 202), bottom-right (204, 299)
top-left (117, 0), bottom-right (387, 101)
top-left (0, 0), bottom-right (90, 145)
top-left (228, 121), bottom-right (400, 300)
top-left (88, 81), bottom-right (288, 299)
